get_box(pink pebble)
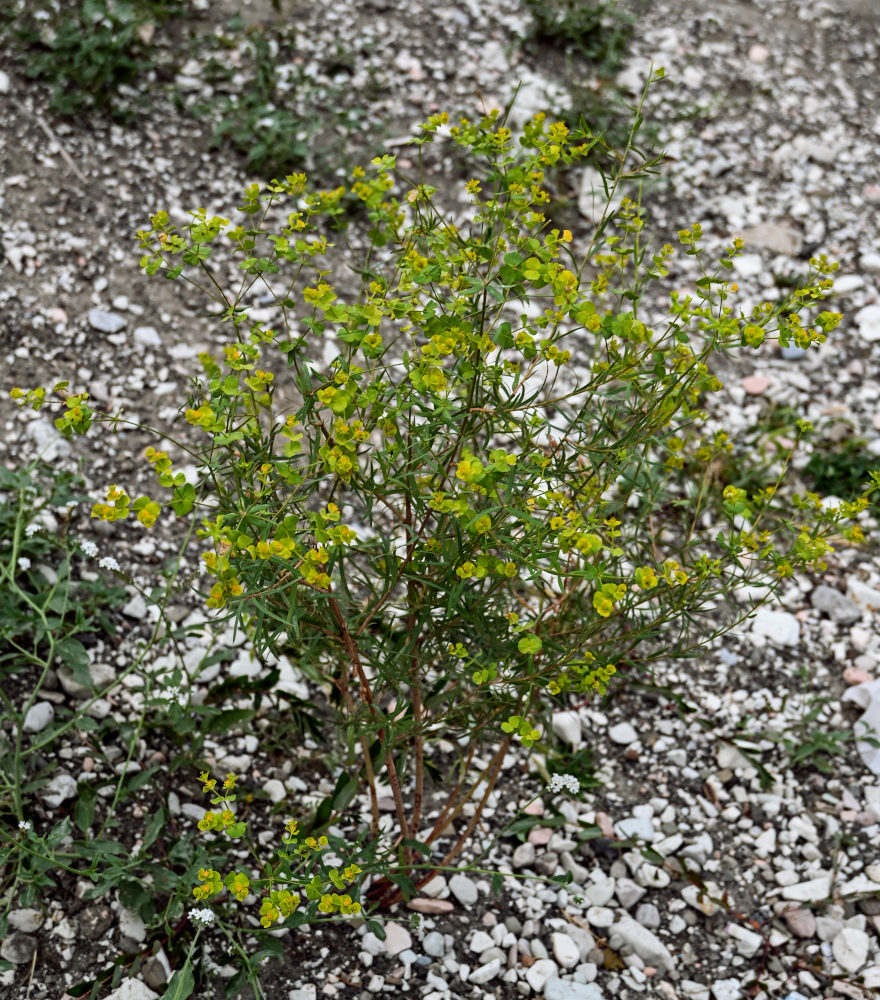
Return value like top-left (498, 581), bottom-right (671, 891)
top-left (595, 811), bottom-right (615, 838)
top-left (524, 800), bottom-right (545, 816)
top-left (407, 898), bottom-right (454, 914)
top-left (742, 375), bottom-right (771, 395)
top-left (844, 667), bottom-right (873, 685)
top-left (528, 827), bottom-right (553, 846)
top-left (643, 966), bottom-right (657, 977)
top-left (748, 44), bottom-right (770, 63)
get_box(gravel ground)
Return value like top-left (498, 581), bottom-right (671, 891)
top-left (4, 1), bottom-right (880, 999)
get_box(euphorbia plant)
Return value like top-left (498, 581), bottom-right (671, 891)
top-left (12, 80), bottom-right (867, 918)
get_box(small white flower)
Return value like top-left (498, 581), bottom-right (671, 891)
top-left (80, 540), bottom-right (98, 558)
top-left (548, 772), bottom-right (580, 795)
top-left (17, 557), bottom-right (31, 571)
top-left (25, 523), bottom-right (40, 537)
top-left (18, 820), bottom-right (31, 832)
top-left (99, 556), bottom-right (121, 572)
top-left (191, 907), bottom-right (215, 926)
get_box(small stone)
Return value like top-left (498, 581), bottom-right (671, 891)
top-left (856, 305), bottom-right (880, 343)
top-left (263, 779), bottom-right (287, 804)
top-left (710, 980), bottom-right (742, 1000)
top-left (122, 593), bottom-right (148, 620)
top-left (141, 949), bottom-right (173, 992)
top-left (513, 842), bottom-right (536, 868)
top-left (8, 909), bottom-right (43, 934)
top-left (288, 988), bottom-right (316, 1000)
top-left (383, 922), bottom-right (412, 956)
top-left (610, 915), bottom-right (675, 972)
top-left (732, 254), bottom-right (763, 278)
top-left (88, 309), bottom-right (127, 334)
top-left (104, 980), bottom-right (159, 1000)
top-left (783, 908), bottom-right (816, 938)
top-left (449, 873), bottom-right (478, 906)
top-left (407, 898), bottom-right (453, 914)
top-left (747, 44), bottom-right (770, 64)
top-left (552, 710), bottom-right (583, 749)
top-left (811, 585), bottom-right (861, 624)
top-left (420, 875), bottom-right (448, 898)
top-left (119, 908), bottom-right (147, 944)
top-left (751, 608), bottom-right (800, 646)
top-left (585, 872), bottom-right (615, 906)
top-left (551, 932), bottom-right (580, 969)
top-left (133, 326), bottom-right (161, 349)
top-left (22, 701), bottom-right (55, 733)
top-left (608, 721), bottom-right (638, 745)
top-left (781, 345), bottom-right (808, 360)
top-left (741, 375), bottom-right (771, 395)
top-left (848, 579), bottom-right (880, 611)
top-left (844, 667), bottom-right (873, 685)
top-left (682, 884), bottom-right (720, 916)
top-left (43, 772), bottom-right (78, 808)
top-left (469, 930), bottom-right (495, 954)
top-left (615, 814), bottom-right (655, 842)
top-left (754, 828), bottom-right (776, 857)
top-left (634, 903), bottom-right (660, 928)
top-left (561, 851), bottom-right (588, 885)
top-left (544, 980), bottom-right (605, 1000)
top-left (529, 827), bottom-right (553, 847)
top-left (0, 932), bottom-right (37, 964)
top-left (832, 927), bottom-right (870, 973)
top-left (587, 815), bottom-right (611, 842)
top-left (0, 70), bottom-right (9, 93)
top-left (423, 931), bottom-right (446, 957)
top-left (586, 906), bottom-right (615, 928)
top-left (57, 660), bottom-right (115, 698)
top-left (726, 923), bottom-right (762, 957)
top-left (525, 958), bottom-right (559, 992)
top-left (781, 875), bottom-right (832, 903)
top-left (467, 958), bottom-right (500, 984)
top-left (741, 221), bottom-right (799, 255)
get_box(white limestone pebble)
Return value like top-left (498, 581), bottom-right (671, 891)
top-left (711, 981), bottom-right (742, 1000)
top-left (551, 931), bottom-right (580, 969)
top-left (545, 980), bottom-right (604, 1000)
top-left (608, 721), bottom-right (638, 745)
top-left (832, 927), bottom-right (870, 973)
top-left (22, 701), bottom-right (55, 733)
top-left (552, 710), bottom-right (583, 748)
top-left (856, 304), bottom-right (880, 343)
top-left (262, 779), bottom-right (287, 804)
top-left (42, 772), bottom-right (78, 808)
top-left (103, 980), bottom-right (158, 1000)
top-left (751, 608), bottom-right (800, 646)
top-left (609, 914), bottom-right (676, 971)
top-left (781, 874), bottom-right (832, 903)
top-left (467, 958), bottom-right (500, 984)
top-left (449, 873), bottom-right (478, 906)
top-left (525, 958), bottom-right (559, 992)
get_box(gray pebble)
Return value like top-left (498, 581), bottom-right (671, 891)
top-left (88, 309), bottom-right (127, 334)
top-left (811, 585), bottom-right (861, 624)
top-left (422, 930), bottom-right (445, 957)
top-left (0, 931), bottom-right (37, 964)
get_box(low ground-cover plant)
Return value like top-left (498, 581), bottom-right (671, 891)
top-left (3, 0), bottom-right (186, 119)
top-left (9, 82), bottom-right (871, 987)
